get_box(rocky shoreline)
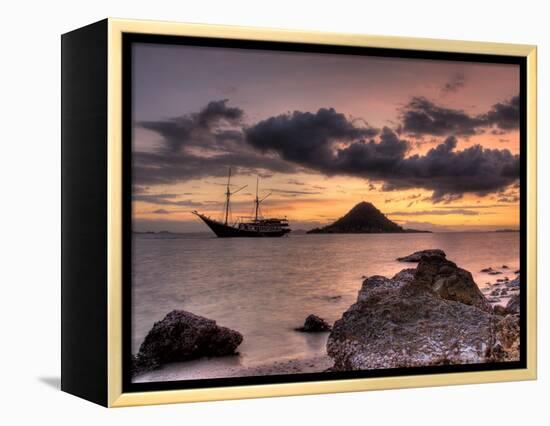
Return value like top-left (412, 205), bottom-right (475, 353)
top-left (133, 249), bottom-right (520, 379)
top-left (328, 251), bottom-right (519, 371)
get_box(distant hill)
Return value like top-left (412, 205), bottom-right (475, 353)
top-left (307, 202), bottom-right (430, 234)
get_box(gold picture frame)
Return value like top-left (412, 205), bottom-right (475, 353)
top-left (61, 18), bottom-right (537, 407)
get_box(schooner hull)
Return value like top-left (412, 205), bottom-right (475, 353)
top-left (194, 213), bottom-right (289, 238)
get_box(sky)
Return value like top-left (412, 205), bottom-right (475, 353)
top-left (131, 42), bottom-right (520, 233)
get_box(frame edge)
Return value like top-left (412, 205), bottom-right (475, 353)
top-left (106, 18), bottom-right (537, 407)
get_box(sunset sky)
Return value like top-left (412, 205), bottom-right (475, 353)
top-left (132, 42), bottom-right (520, 233)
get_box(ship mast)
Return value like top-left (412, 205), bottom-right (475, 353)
top-left (254, 177), bottom-right (259, 222)
top-left (254, 176), bottom-right (271, 222)
top-left (223, 167), bottom-right (247, 225)
top-left (224, 168), bottom-right (231, 225)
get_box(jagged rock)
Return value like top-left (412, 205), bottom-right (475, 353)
top-left (507, 276), bottom-right (520, 287)
top-left (296, 314), bottom-right (331, 332)
top-left (481, 267), bottom-right (494, 273)
top-left (493, 305), bottom-right (508, 316)
top-left (494, 315), bottom-right (520, 361)
top-left (414, 255), bottom-right (492, 312)
top-left (397, 249), bottom-right (446, 262)
top-left (133, 310), bottom-right (243, 374)
top-left (327, 256), bottom-right (518, 371)
top-left (506, 294), bottom-right (520, 314)
top-left (357, 270), bottom-right (414, 302)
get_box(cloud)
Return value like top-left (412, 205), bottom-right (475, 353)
top-left (246, 107), bottom-right (379, 167)
top-left (136, 100), bottom-right (519, 202)
top-left (133, 193), bottom-right (211, 207)
top-left (482, 95), bottom-right (520, 130)
top-left (441, 73), bottom-right (465, 94)
top-left (400, 95), bottom-right (519, 137)
top-left (497, 196), bottom-right (519, 203)
top-left (269, 188), bottom-right (322, 197)
top-left (388, 209), bottom-right (482, 216)
top-left (141, 99), bottom-right (244, 153)
top-left (395, 220), bottom-right (454, 233)
top-left (134, 99), bottom-right (296, 185)
top-left (246, 112), bottom-right (519, 201)
top-left (401, 97), bottom-right (485, 136)
top-left (152, 209), bottom-right (170, 214)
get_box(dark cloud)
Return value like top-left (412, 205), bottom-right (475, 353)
top-left (152, 209), bottom-right (170, 214)
top-left (137, 100), bottom-right (519, 202)
top-left (441, 73), bottom-right (465, 94)
top-left (141, 99), bottom-right (244, 153)
top-left (401, 95), bottom-right (519, 137)
top-left (269, 188), bottom-right (322, 197)
top-left (392, 136), bottom-right (519, 202)
top-left (133, 150), bottom-right (294, 185)
top-left (401, 97), bottom-right (485, 136)
top-left (286, 179), bottom-right (306, 186)
top-left (482, 95), bottom-right (520, 130)
top-left (133, 193), bottom-right (210, 207)
top-left (134, 100), bottom-right (296, 185)
top-left (246, 112), bottom-right (519, 201)
top-left (246, 107), bottom-right (379, 167)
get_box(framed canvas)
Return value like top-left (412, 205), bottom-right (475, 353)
top-left (61, 18), bottom-right (537, 407)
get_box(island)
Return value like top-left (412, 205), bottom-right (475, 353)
top-left (307, 201), bottom-right (431, 234)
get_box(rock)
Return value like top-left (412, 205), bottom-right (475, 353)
top-left (494, 315), bottom-right (520, 361)
top-left (514, 269), bottom-right (520, 274)
top-left (357, 270), bottom-right (414, 302)
top-left (502, 265), bottom-right (509, 269)
top-left (327, 256), bottom-right (518, 371)
top-left (481, 267), bottom-right (494, 273)
top-left (506, 294), bottom-right (520, 314)
top-left (493, 305), bottom-right (508, 316)
top-left (133, 310), bottom-right (243, 374)
top-left (507, 276), bottom-right (520, 287)
top-left (488, 271), bottom-right (503, 275)
top-left (296, 314), bottom-right (332, 332)
top-left (414, 255), bottom-right (492, 312)
top-left (397, 249), bottom-right (446, 262)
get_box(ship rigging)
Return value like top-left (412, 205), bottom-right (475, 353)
top-left (192, 169), bottom-right (291, 238)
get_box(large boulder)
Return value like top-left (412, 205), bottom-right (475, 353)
top-left (327, 256), bottom-right (519, 371)
top-left (397, 249), bottom-right (446, 262)
top-left (296, 314), bottom-right (332, 332)
top-left (414, 255), bottom-right (493, 312)
top-left (133, 310), bottom-right (243, 374)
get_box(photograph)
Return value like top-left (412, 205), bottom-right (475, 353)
top-left (128, 40), bottom-right (522, 385)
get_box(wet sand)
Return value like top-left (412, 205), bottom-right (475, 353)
top-left (134, 354), bottom-right (333, 383)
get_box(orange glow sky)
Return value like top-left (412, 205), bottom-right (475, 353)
top-left (132, 43), bottom-right (520, 233)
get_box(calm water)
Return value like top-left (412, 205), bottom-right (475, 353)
top-left (132, 232), bottom-right (519, 369)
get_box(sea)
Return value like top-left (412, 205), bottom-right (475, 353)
top-left (132, 231), bottom-right (519, 381)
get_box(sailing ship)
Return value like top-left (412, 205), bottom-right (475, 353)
top-left (192, 169), bottom-right (291, 238)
